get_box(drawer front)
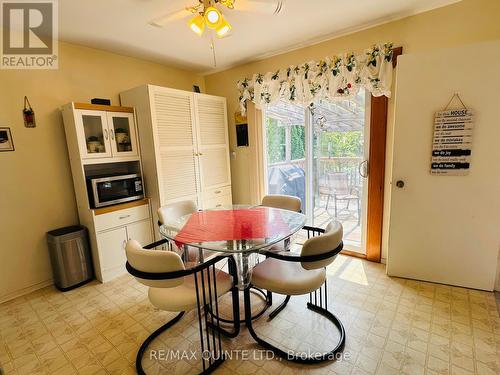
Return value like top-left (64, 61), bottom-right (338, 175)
top-left (95, 204), bottom-right (150, 231)
top-left (203, 194), bottom-right (232, 210)
top-left (203, 185), bottom-right (232, 202)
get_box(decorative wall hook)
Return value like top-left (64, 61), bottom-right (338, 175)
top-left (23, 96), bottom-right (36, 128)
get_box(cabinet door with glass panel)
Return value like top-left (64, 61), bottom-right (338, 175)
top-left (75, 109), bottom-right (139, 160)
top-left (75, 110), bottom-right (113, 159)
top-left (106, 112), bottom-right (139, 158)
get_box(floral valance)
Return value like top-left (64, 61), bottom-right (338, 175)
top-left (237, 43), bottom-right (394, 115)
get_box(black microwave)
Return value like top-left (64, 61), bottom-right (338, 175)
top-left (87, 174), bottom-right (144, 208)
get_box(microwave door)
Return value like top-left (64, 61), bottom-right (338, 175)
top-left (92, 176), bottom-right (144, 207)
top-left (96, 181), bottom-right (129, 205)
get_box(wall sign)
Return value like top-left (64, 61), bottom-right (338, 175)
top-left (431, 108), bottom-right (474, 175)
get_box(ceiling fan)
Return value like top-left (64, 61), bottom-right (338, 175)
top-left (150, 0), bottom-right (285, 38)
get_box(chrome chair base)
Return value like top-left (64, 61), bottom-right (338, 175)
top-left (243, 286), bottom-right (346, 364)
top-left (206, 285), bottom-right (270, 325)
top-left (135, 311), bottom-right (227, 375)
top-left (135, 311), bottom-right (185, 375)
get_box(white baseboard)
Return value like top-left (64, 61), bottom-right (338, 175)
top-left (0, 279), bottom-right (54, 305)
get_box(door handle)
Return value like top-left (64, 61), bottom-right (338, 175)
top-left (110, 129), bottom-right (115, 140)
top-left (104, 129), bottom-right (108, 140)
top-left (359, 160), bottom-right (369, 178)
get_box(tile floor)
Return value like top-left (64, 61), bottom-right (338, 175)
top-left (1, 255), bottom-right (499, 375)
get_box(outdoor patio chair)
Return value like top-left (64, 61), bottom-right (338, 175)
top-left (325, 172), bottom-right (361, 224)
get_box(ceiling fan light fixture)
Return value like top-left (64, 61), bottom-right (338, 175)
top-left (215, 17), bottom-right (231, 37)
top-left (219, 0), bottom-right (235, 9)
top-left (188, 14), bottom-right (205, 36)
top-left (204, 6), bottom-right (221, 28)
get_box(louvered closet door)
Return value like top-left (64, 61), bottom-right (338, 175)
top-left (152, 88), bottom-right (201, 206)
top-left (194, 94), bottom-right (232, 196)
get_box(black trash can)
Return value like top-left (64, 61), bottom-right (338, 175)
top-left (47, 225), bottom-right (94, 291)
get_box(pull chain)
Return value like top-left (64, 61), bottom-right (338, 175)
top-left (210, 37), bottom-right (217, 68)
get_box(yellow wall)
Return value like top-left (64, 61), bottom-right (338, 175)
top-left (204, 0), bottom-right (500, 259)
top-left (0, 41), bottom-right (204, 301)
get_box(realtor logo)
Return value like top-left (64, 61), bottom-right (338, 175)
top-left (1, 0), bottom-right (58, 69)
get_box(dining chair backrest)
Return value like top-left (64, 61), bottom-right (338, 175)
top-left (261, 194), bottom-right (302, 213)
top-left (125, 240), bottom-right (185, 288)
top-left (158, 200), bottom-right (198, 225)
top-left (328, 172), bottom-right (350, 195)
top-left (301, 221), bottom-right (343, 270)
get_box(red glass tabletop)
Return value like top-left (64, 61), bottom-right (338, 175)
top-left (160, 205), bottom-right (306, 253)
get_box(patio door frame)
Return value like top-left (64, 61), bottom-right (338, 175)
top-left (259, 47), bottom-right (402, 263)
top-left (364, 46), bottom-right (402, 262)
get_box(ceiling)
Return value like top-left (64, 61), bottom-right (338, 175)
top-left (59, 0), bottom-right (460, 73)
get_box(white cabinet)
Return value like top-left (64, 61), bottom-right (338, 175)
top-left (152, 88), bottom-right (201, 205)
top-left (107, 112), bottom-right (139, 158)
top-left (126, 220), bottom-right (153, 245)
top-left (97, 227), bottom-right (128, 275)
top-left (75, 110), bottom-right (112, 159)
top-left (94, 203), bottom-right (154, 282)
top-left (62, 102), bottom-right (154, 283)
top-left (120, 85), bottom-right (232, 233)
top-left (73, 106), bottom-right (139, 161)
top-left (194, 94), bottom-right (232, 192)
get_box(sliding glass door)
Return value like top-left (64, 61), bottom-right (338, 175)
top-left (264, 101), bottom-right (307, 213)
top-left (264, 90), bottom-right (370, 254)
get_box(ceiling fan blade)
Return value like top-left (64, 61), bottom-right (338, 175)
top-left (149, 9), bottom-right (189, 27)
top-left (235, 0), bottom-right (285, 15)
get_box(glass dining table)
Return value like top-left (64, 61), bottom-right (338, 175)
top-left (159, 205), bottom-right (306, 289)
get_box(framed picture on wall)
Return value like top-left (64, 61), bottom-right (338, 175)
top-left (0, 127), bottom-right (14, 152)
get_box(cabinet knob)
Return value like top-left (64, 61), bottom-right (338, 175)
top-left (396, 180), bottom-right (405, 188)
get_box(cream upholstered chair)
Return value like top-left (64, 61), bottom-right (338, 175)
top-left (261, 194), bottom-right (302, 213)
top-left (260, 194), bottom-right (302, 308)
top-left (157, 200), bottom-right (201, 261)
top-left (261, 194), bottom-right (301, 252)
top-left (244, 222), bottom-right (345, 363)
top-left (125, 239), bottom-right (239, 374)
top-left (157, 199), bottom-right (198, 226)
